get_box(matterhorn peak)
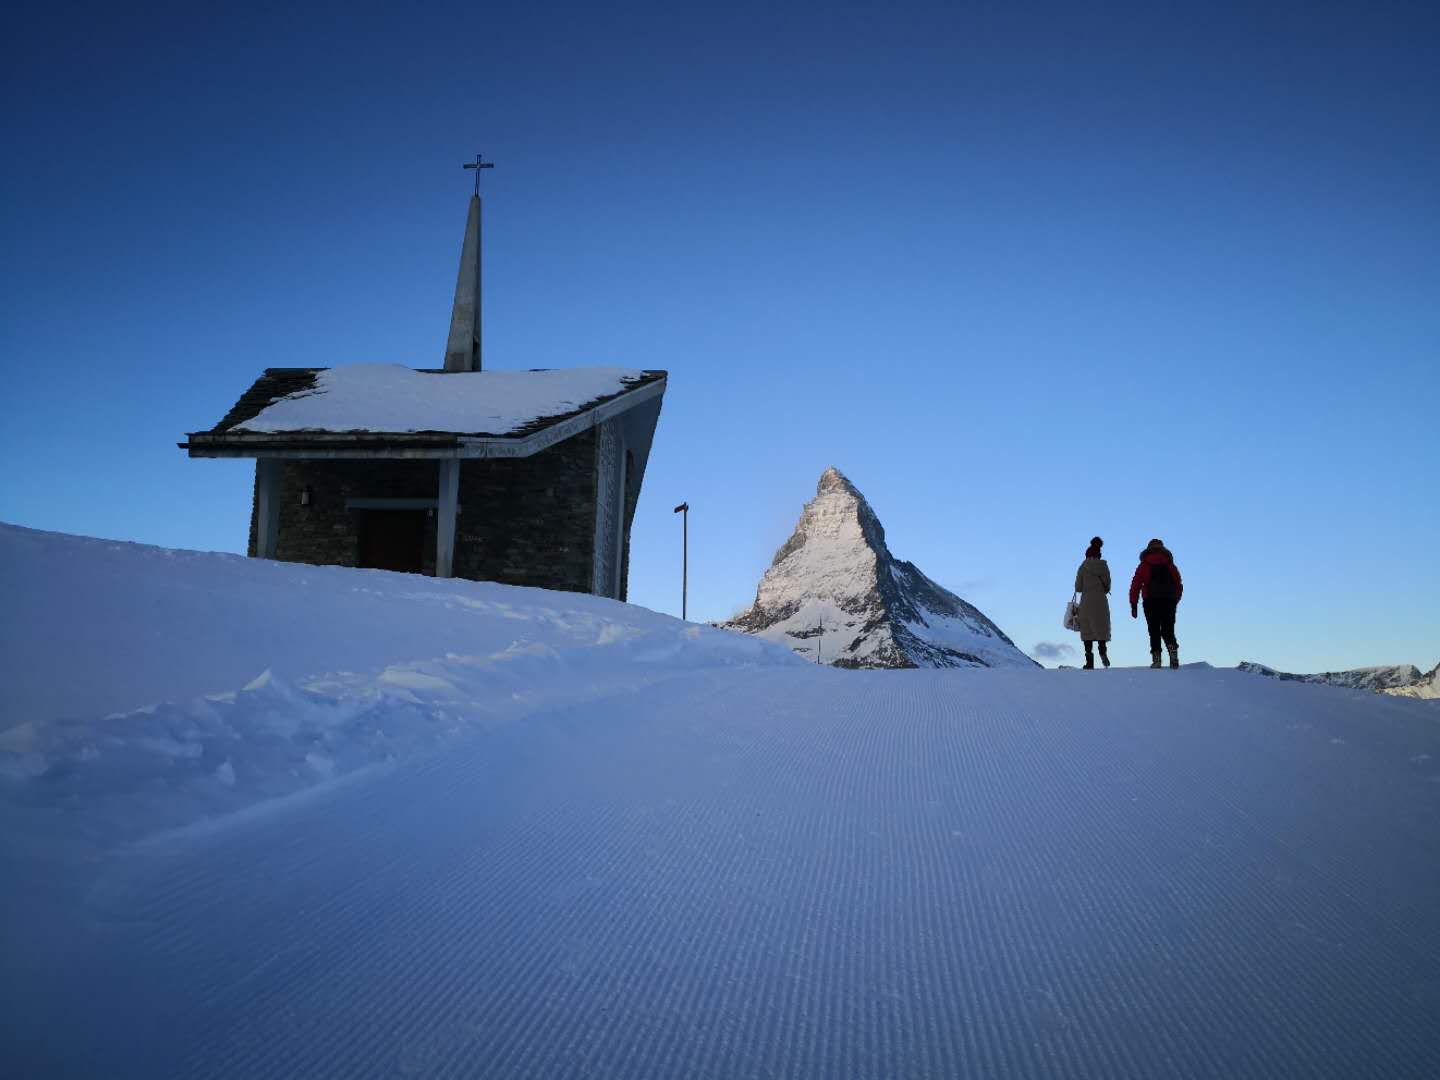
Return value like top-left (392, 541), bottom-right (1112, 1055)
top-left (723, 468), bottom-right (1035, 670)
top-left (817, 465), bottom-right (858, 496)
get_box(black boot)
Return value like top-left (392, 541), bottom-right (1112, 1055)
top-left (1098, 642), bottom-right (1110, 668)
top-left (1083, 641), bottom-right (1095, 670)
top-left (1150, 650), bottom-right (1162, 669)
top-left (1168, 645), bottom-right (1180, 669)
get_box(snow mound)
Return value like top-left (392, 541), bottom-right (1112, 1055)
top-left (0, 522), bottom-right (794, 735)
top-left (0, 522), bottom-right (800, 847)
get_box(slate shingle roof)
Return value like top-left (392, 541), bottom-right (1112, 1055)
top-left (212, 368), bottom-right (325, 433)
top-left (183, 367), bottom-right (667, 455)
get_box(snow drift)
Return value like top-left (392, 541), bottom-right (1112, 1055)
top-left (0, 522), bottom-right (800, 847)
top-left (0, 521), bottom-right (796, 735)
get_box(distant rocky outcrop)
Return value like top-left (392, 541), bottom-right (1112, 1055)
top-left (722, 467), bottom-right (1037, 670)
top-left (1380, 662), bottom-right (1440, 701)
top-left (1239, 660), bottom-right (1440, 700)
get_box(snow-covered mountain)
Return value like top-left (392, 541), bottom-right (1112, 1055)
top-left (1239, 660), bottom-right (1439, 698)
top-left (722, 467), bottom-right (1036, 669)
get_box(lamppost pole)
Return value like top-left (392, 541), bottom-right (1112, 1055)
top-left (673, 502), bottom-right (689, 620)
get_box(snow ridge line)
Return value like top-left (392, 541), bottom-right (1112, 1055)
top-left (0, 622), bottom-right (802, 853)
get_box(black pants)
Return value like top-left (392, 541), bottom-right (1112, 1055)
top-left (1143, 598), bottom-right (1178, 655)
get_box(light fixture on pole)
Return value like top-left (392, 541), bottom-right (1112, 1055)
top-left (672, 502), bottom-right (689, 621)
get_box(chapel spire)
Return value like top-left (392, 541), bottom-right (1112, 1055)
top-left (443, 154), bottom-right (493, 372)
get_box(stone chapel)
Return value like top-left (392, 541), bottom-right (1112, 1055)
top-left (181, 174), bottom-right (666, 599)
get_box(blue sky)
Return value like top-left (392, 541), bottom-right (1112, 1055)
top-left (2, 0), bottom-right (1436, 672)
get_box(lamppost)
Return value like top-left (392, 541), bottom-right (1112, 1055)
top-left (673, 502), bottom-right (689, 620)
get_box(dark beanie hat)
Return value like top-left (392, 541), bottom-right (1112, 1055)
top-left (1146, 538), bottom-right (1165, 550)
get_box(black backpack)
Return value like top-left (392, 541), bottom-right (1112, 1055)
top-left (1147, 561), bottom-right (1177, 601)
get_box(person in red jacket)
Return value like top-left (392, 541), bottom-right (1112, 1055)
top-left (1129, 538), bottom-right (1183, 669)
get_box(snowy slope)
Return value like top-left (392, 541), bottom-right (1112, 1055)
top-left (5, 527), bottom-right (1440, 1078)
top-left (1239, 659), bottom-right (1436, 695)
top-left (0, 522), bottom-right (799, 844)
top-left (0, 521), bottom-right (788, 736)
top-left (723, 467), bottom-right (1036, 669)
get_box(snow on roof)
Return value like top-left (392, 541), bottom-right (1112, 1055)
top-left (233, 363), bottom-right (652, 435)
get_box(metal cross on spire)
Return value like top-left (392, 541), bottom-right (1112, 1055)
top-left (463, 153), bottom-right (494, 195)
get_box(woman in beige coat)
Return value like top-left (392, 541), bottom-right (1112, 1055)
top-left (1074, 536), bottom-right (1112, 669)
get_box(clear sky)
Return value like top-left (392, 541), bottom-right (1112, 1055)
top-left (3, 1), bottom-right (1436, 673)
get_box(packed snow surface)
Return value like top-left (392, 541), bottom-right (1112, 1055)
top-left (5, 525), bottom-right (1440, 1078)
top-left (234, 363), bottom-right (648, 434)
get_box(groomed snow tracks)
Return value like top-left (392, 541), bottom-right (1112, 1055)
top-left (6, 667), bottom-right (1440, 1078)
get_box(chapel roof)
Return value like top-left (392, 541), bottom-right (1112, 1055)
top-left (182, 364), bottom-right (666, 457)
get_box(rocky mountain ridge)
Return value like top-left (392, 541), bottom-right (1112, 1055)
top-left (1380, 662), bottom-right (1440, 700)
top-left (1239, 660), bottom-right (1440, 700)
top-left (722, 467), bottom-right (1037, 670)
